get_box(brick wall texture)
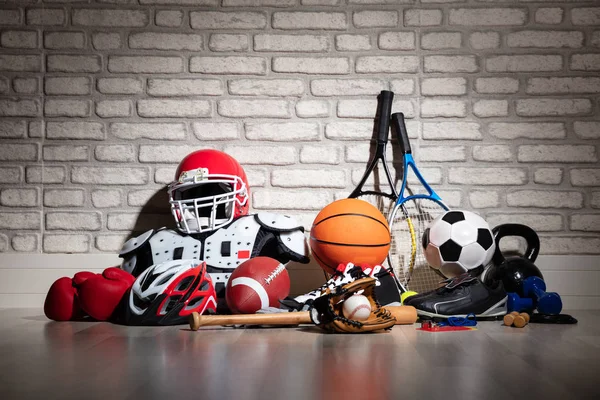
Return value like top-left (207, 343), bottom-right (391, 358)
top-left (0, 0), bottom-right (599, 255)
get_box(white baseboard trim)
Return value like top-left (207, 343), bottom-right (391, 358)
top-left (0, 254), bottom-right (598, 309)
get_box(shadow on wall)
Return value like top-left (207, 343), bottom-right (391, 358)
top-left (126, 186), bottom-right (175, 242)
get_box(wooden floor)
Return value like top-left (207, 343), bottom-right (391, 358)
top-left (1, 309), bottom-right (599, 400)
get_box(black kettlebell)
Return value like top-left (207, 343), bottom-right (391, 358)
top-left (482, 223), bottom-right (544, 297)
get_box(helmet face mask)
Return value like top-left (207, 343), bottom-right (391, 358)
top-left (168, 150), bottom-right (250, 234)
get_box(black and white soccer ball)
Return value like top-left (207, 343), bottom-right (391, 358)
top-left (422, 210), bottom-right (495, 279)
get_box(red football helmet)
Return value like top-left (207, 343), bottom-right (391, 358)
top-left (168, 149), bottom-right (250, 234)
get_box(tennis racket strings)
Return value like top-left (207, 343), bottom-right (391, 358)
top-left (390, 198), bottom-right (446, 294)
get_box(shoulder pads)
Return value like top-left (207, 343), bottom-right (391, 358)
top-left (119, 229), bottom-right (155, 256)
top-left (279, 230), bottom-right (309, 260)
top-left (203, 216), bottom-right (261, 272)
top-left (255, 212), bottom-right (304, 232)
top-left (119, 228), bottom-right (203, 277)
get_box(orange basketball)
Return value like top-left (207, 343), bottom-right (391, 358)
top-left (309, 198), bottom-right (391, 274)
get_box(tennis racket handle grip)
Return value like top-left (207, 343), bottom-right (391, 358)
top-left (380, 90), bottom-right (394, 103)
top-left (379, 91), bottom-right (394, 119)
top-left (383, 305), bottom-right (418, 325)
top-left (376, 91), bottom-right (394, 141)
top-left (391, 112), bottom-right (411, 154)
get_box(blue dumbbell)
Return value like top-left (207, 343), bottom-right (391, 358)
top-left (522, 276), bottom-right (563, 315)
top-left (507, 292), bottom-right (534, 313)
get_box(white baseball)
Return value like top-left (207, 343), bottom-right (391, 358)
top-left (342, 294), bottom-right (372, 321)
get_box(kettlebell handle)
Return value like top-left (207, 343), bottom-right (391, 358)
top-left (492, 223), bottom-right (540, 265)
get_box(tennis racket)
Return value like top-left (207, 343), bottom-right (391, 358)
top-left (348, 90), bottom-right (397, 219)
top-left (388, 112), bottom-right (449, 294)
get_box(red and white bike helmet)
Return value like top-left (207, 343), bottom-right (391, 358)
top-left (168, 149), bottom-right (250, 234)
top-left (126, 260), bottom-right (217, 326)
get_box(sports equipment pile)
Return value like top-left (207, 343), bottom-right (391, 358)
top-left (43, 91), bottom-right (577, 334)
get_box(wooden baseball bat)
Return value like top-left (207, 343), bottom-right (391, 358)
top-left (189, 311), bottom-right (311, 330)
top-left (188, 305), bottom-right (417, 331)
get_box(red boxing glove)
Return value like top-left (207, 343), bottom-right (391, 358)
top-left (77, 267), bottom-right (135, 321)
top-left (73, 271), bottom-right (96, 287)
top-left (44, 271), bottom-right (95, 321)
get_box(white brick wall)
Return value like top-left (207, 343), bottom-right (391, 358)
top-left (0, 0), bottom-right (597, 264)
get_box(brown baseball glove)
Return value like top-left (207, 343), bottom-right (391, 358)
top-left (309, 277), bottom-right (396, 333)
